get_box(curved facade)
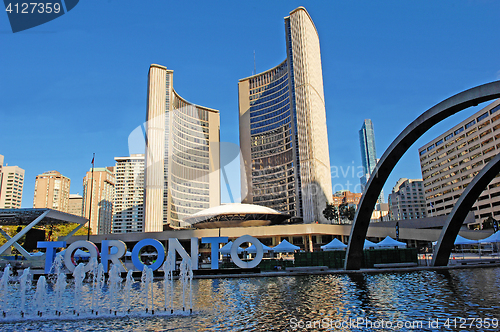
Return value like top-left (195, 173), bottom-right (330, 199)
top-left (239, 7), bottom-right (332, 223)
top-left (145, 64), bottom-right (220, 231)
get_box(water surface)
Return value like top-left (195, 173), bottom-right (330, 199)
top-left (1, 267), bottom-right (499, 331)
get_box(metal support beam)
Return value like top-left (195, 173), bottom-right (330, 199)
top-left (432, 152), bottom-right (500, 266)
top-left (57, 223), bottom-right (85, 242)
top-left (0, 228), bottom-right (31, 259)
top-left (345, 80), bottom-right (500, 270)
top-left (0, 210), bottom-right (50, 256)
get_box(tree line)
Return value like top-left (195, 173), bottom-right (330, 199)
top-left (322, 203), bottom-right (356, 224)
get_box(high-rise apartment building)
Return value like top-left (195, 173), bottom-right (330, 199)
top-left (113, 154), bottom-right (144, 233)
top-left (33, 171), bottom-right (70, 212)
top-left (83, 167), bottom-right (115, 235)
top-left (359, 119), bottom-right (385, 203)
top-left (388, 178), bottom-right (427, 220)
top-left (0, 155), bottom-right (24, 209)
top-left (68, 194), bottom-right (83, 217)
top-left (419, 99), bottom-right (500, 226)
top-left (144, 64), bottom-right (220, 231)
top-left (238, 7), bottom-right (333, 223)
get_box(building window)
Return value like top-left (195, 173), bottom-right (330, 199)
top-left (477, 112), bottom-right (489, 123)
top-left (490, 104), bottom-right (500, 115)
top-left (465, 120), bottom-right (476, 129)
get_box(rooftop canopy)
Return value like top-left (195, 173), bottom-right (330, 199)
top-left (0, 208), bottom-right (88, 226)
top-left (184, 203), bottom-right (290, 229)
top-left (0, 208), bottom-right (88, 259)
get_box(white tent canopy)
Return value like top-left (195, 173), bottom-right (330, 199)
top-left (375, 236), bottom-right (407, 248)
top-left (321, 238), bottom-right (347, 251)
top-left (364, 239), bottom-right (378, 249)
top-left (272, 239), bottom-right (300, 253)
top-left (219, 241), bottom-right (244, 255)
top-left (454, 235), bottom-right (478, 245)
top-left (246, 243), bottom-right (274, 253)
top-left (479, 232), bottom-right (500, 244)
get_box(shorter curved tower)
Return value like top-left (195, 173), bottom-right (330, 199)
top-left (239, 7), bottom-right (332, 223)
top-left (145, 64), bottom-right (220, 231)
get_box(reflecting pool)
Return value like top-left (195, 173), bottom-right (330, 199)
top-left (1, 267), bottom-right (499, 331)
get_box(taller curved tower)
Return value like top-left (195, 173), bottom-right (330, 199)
top-left (239, 7), bottom-right (332, 223)
top-left (144, 64), bottom-right (220, 231)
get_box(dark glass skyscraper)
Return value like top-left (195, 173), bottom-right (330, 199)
top-left (359, 119), bottom-right (384, 203)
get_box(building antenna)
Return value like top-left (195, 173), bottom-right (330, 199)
top-left (253, 50), bottom-right (256, 75)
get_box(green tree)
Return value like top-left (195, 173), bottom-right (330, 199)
top-left (323, 203), bottom-right (340, 224)
top-left (0, 223), bottom-right (89, 247)
top-left (50, 223), bottom-right (89, 239)
top-left (339, 203), bottom-right (356, 224)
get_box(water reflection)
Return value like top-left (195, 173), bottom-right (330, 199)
top-left (1, 268), bottom-right (499, 331)
top-left (348, 274), bottom-right (371, 315)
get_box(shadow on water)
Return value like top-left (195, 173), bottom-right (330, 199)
top-left (348, 273), bottom-right (372, 314)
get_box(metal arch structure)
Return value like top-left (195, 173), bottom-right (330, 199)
top-left (0, 208), bottom-right (88, 259)
top-left (432, 152), bottom-right (500, 266)
top-left (345, 81), bottom-right (500, 270)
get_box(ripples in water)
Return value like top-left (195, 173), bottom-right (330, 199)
top-left (1, 267), bottom-right (499, 331)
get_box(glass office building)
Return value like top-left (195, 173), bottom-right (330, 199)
top-left (239, 7), bottom-right (332, 223)
top-left (359, 119), bottom-right (384, 203)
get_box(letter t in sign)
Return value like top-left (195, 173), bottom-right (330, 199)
top-left (201, 237), bottom-right (228, 269)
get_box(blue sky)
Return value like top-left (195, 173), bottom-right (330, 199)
top-left (1, 0), bottom-right (500, 207)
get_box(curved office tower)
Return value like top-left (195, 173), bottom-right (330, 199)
top-left (145, 64), bottom-right (220, 231)
top-left (239, 7), bottom-right (332, 223)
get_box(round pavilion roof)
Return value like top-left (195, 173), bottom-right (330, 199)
top-left (184, 203), bottom-right (290, 228)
